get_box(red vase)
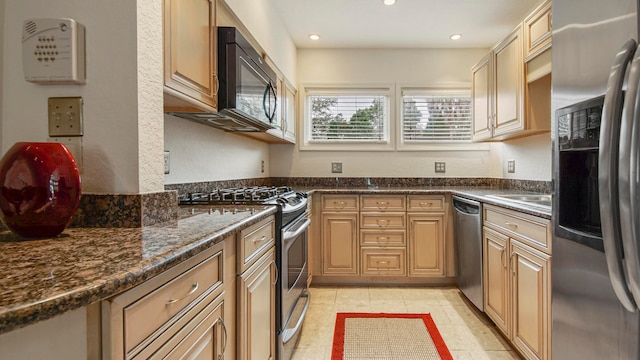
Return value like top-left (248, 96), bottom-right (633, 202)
top-left (0, 142), bottom-right (81, 238)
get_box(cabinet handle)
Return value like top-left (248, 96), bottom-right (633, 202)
top-left (334, 201), bottom-right (346, 208)
top-left (377, 219), bottom-right (389, 227)
top-left (419, 202), bottom-right (433, 207)
top-left (376, 236), bottom-right (389, 242)
top-left (505, 221), bottom-right (518, 229)
top-left (501, 250), bottom-right (506, 268)
top-left (217, 317), bottom-right (228, 360)
top-left (166, 282), bottom-right (199, 305)
top-left (376, 201), bottom-right (389, 206)
top-left (253, 235), bottom-right (267, 243)
top-left (377, 261), bottom-right (390, 264)
top-left (271, 261), bottom-right (279, 285)
top-left (511, 251), bottom-right (517, 275)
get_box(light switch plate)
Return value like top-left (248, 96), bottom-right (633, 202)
top-left (48, 97), bottom-right (83, 136)
top-left (435, 161), bottom-right (446, 173)
top-left (331, 162), bottom-right (343, 173)
top-left (507, 160), bottom-right (516, 173)
top-left (164, 151), bottom-right (170, 174)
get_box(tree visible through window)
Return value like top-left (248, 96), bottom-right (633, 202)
top-left (402, 92), bottom-right (472, 142)
top-left (309, 95), bottom-right (387, 142)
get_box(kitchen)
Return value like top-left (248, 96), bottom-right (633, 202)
top-left (0, 0), bottom-right (636, 359)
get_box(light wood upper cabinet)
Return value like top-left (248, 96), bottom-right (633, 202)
top-left (163, 0), bottom-right (218, 112)
top-left (524, 0), bottom-right (552, 61)
top-left (472, 53), bottom-right (493, 141)
top-left (472, 0), bottom-right (552, 142)
top-left (283, 81), bottom-right (297, 143)
top-left (492, 25), bottom-right (524, 138)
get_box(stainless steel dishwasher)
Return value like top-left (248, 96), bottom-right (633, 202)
top-left (452, 196), bottom-right (483, 311)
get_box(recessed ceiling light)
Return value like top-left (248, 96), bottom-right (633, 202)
top-left (308, 34), bottom-right (320, 41)
top-left (450, 34), bottom-right (462, 40)
top-left (382, 0), bottom-right (396, 5)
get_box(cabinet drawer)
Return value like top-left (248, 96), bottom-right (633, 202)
top-left (484, 205), bottom-right (551, 253)
top-left (360, 230), bottom-right (406, 247)
top-left (123, 249), bottom-right (223, 354)
top-left (361, 248), bottom-right (406, 276)
top-left (239, 216), bottom-right (275, 272)
top-left (407, 195), bottom-right (445, 212)
top-left (321, 195), bottom-right (359, 211)
top-left (361, 195), bottom-right (406, 211)
top-left (360, 213), bottom-right (406, 229)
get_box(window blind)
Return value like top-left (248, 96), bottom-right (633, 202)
top-left (308, 94), bottom-right (389, 142)
top-left (402, 92), bottom-right (472, 142)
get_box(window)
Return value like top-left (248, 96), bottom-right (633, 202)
top-left (303, 86), bottom-right (392, 149)
top-left (401, 89), bottom-right (472, 143)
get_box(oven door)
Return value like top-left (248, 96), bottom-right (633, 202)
top-left (279, 212), bottom-right (311, 360)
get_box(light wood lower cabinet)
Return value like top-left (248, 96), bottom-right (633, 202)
top-left (408, 214), bottom-right (446, 277)
top-left (322, 212), bottom-right (359, 275)
top-left (483, 204), bottom-right (551, 360)
top-left (101, 237), bottom-right (235, 360)
top-left (237, 248), bottom-right (276, 360)
top-left (316, 194), bottom-right (450, 283)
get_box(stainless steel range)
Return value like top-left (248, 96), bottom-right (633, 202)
top-left (179, 186), bottom-right (310, 360)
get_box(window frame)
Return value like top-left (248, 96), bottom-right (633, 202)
top-left (300, 84), bottom-right (396, 151)
top-left (396, 84), bottom-right (490, 151)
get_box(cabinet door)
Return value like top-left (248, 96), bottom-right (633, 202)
top-left (164, 0), bottom-right (217, 109)
top-left (283, 82), bottom-right (297, 143)
top-left (524, 0), bottom-right (552, 60)
top-left (407, 214), bottom-right (445, 277)
top-left (472, 53), bottom-right (493, 141)
top-left (493, 24), bottom-right (524, 137)
top-left (511, 240), bottom-right (550, 360)
top-left (483, 227), bottom-right (510, 335)
top-left (322, 212), bottom-right (358, 275)
top-left (238, 249), bottom-right (276, 360)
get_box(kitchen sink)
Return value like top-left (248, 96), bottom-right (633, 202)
top-left (485, 194), bottom-right (552, 209)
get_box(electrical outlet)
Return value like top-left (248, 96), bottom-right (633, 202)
top-left (48, 97), bottom-right (83, 136)
top-left (507, 160), bottom-right (516, 173)
top-left (331, 162), bottom-right (343, 173)
top-left (435, 161), bottom-right (446, 173)
top-left (164, 151), bottom-right (170, 174)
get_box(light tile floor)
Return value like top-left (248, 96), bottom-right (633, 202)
top-left (291, 286), bottom-right (522, 360)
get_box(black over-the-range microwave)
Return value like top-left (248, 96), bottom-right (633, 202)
top-left (167, 27), bottom-right (278, 132)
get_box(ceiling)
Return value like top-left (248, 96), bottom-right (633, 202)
top-left (272, 0), bottom-right (542, 49)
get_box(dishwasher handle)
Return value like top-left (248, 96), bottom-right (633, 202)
top-left (453, 196), bottom-right (480, 215)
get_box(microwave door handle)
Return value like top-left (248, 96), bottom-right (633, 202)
top-left (263, 84), bottom-right (270, 120)
top-left (620, 44), bottom-right (640, 306)
top-left (599, 38), bottom-right (637, 312)
top-left (270, 84), bottom-right (277, 121)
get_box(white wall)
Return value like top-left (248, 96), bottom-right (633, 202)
top-left (501, 133), bottom-right (552, 181)
top-left (222, 0), bottom-right (297, 82)
top-left (271, 48), bottom-right (505, 179)
top-left (2, 0), bottom-right (164, 194)
top-left (163, 115), bottom-right (270, 184)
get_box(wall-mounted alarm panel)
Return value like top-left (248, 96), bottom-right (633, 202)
top-left (22, 18), bottom-right (85, 84)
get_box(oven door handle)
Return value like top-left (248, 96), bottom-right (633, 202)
top-left (282, 292), bottom-right (311, 344)
top-left (282, 218), bottom-right (311, 242)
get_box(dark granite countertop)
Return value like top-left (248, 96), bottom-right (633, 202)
top-left (302, 186), bottom-right (551, 218)
top-left (0, 204), bottom-right (277, 334)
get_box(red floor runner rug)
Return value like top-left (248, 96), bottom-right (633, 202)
top-left (331, 313), bottom-right (453, 360)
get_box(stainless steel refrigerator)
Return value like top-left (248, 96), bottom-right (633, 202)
top-left (552, 0), bottom-right (640, 358)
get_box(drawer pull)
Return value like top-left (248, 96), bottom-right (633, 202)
top-left (377, 219), bottom-right (389, 227)
top-left (166, 282), bottom-right (199, 305)
top-left (334, 201), bottom-right (346, 206)
top-left (376, 201), bottom-right (389, 206)
top-left (505, 221), bottom-right (519, 229)
top-left (377, 236), bottom-right (389, 241)
top-left (253, 235), bottom-right (267, 243)
top-left (419, 202), bottom-right (434, 207)
top-left (377, 261), bottom-right (390, 264)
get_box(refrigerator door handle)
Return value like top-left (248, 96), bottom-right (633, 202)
top-left (599, 39), bottom-right (637, 312)
top-left (620, 44), bottom-right (640, 307)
